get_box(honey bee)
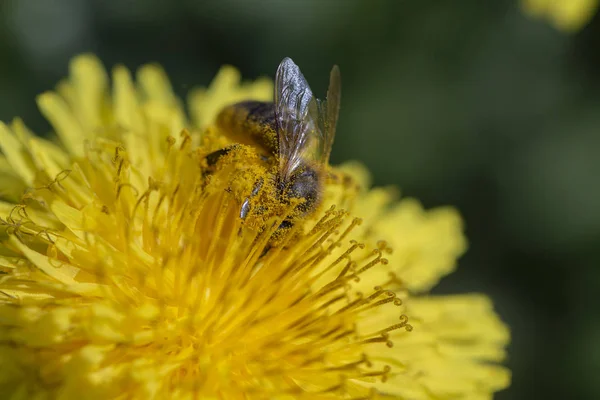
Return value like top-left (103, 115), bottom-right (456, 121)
top-left (209, 57), bottom-right (341, 228)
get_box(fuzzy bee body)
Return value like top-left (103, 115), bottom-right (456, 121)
top-left (216, 101), bottom-right (279, 156)
top-left (212, 57), bottom-right (341, 225)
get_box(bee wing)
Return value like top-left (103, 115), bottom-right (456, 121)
top-left (274, 58), bottom-right (341, 180)
top-left (316, 64), bottom-right (341, 166)
top-left (274, 57), bottom-right (317, 180)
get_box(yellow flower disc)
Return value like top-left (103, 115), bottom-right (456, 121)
top-left (0, 55), bottom-right (510, 399)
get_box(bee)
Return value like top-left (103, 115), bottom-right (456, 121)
top-left (209, 57), bottom-right (341, 228)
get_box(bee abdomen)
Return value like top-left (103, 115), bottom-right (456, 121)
top-left (285, 166), bottom-right (321, 214)
top-left (216, 100), bottom-right (279, 155)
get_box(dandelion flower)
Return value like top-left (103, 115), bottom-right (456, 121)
top-left (522, 0), bottom-right (599, 32)
top-left (0, 55), bottom-right (510, 399)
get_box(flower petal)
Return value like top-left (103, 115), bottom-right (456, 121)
top-left (37, 93), bottom-right (85, 157)
top-left (188, 65), bottom-right (272, 130)
top-left (69, 54), bottom-right (109, 132)
top-left (113, 65), bottom-right (144, 133)
top-left (10, 236), bottom-right (79, 284)
top-left (374, 199), bottom-right (467, 292)
top-left (0, 122), bottom-right (36, 186)
top-left (372, 294), bottom-right (510, 398)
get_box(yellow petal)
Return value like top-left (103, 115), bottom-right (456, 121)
top-left (372, 294), bottom-right (510, 398)
top-left (0, 122), bottom-right (36, 186)
top-left (0, 201), bottom-right (61, 229)
top-left (10, 236), bottom-right (79, 284)
top-left (49, 199), bottom-right (91, 241)
top-left (137, 64), bottom-right (178, 107)
top-left (69, 54), bottom-right (109, 131)
top-left (112, 65), bottom-right (144, 132)
top-left (0, 169), bottom-right (27, 202)
top-left (188, 65), bottom-right (272, 130)
top-left (375, 199), bottom-right (467, 292)
top-left (37, 92), bottom-right (85, 157)
top-left (337, 160), bottom-right (373, 189)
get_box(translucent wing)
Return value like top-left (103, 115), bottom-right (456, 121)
top-left (274, 57), bottom-right (317, 181)
top-left (274, 58), bottom-right (341, 181)
top-left (316, 64), bottom-right (341, 166)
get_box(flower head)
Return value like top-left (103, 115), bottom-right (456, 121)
top-left (522, 0), bottom-right (599, 32)
top-left (0, 55), bottom-right (509, 399)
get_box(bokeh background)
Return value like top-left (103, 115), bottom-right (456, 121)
top-left (1, 0), bottom-right (598, 398)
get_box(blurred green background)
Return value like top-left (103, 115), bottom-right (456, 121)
top-left (1, 0), bottom-right (598, 398)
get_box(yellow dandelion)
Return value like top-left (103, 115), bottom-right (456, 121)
top-left (522, 0), bottom-right (599, 32)
top-left (0, 54), bottom-right (510, 399)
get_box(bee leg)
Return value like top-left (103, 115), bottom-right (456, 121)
top-left (240, 178), bottom-right (264, 219)
top-left (240, 199), bottom-right (251, 220)
top-left (202, 146), bottom-right (266, 222)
